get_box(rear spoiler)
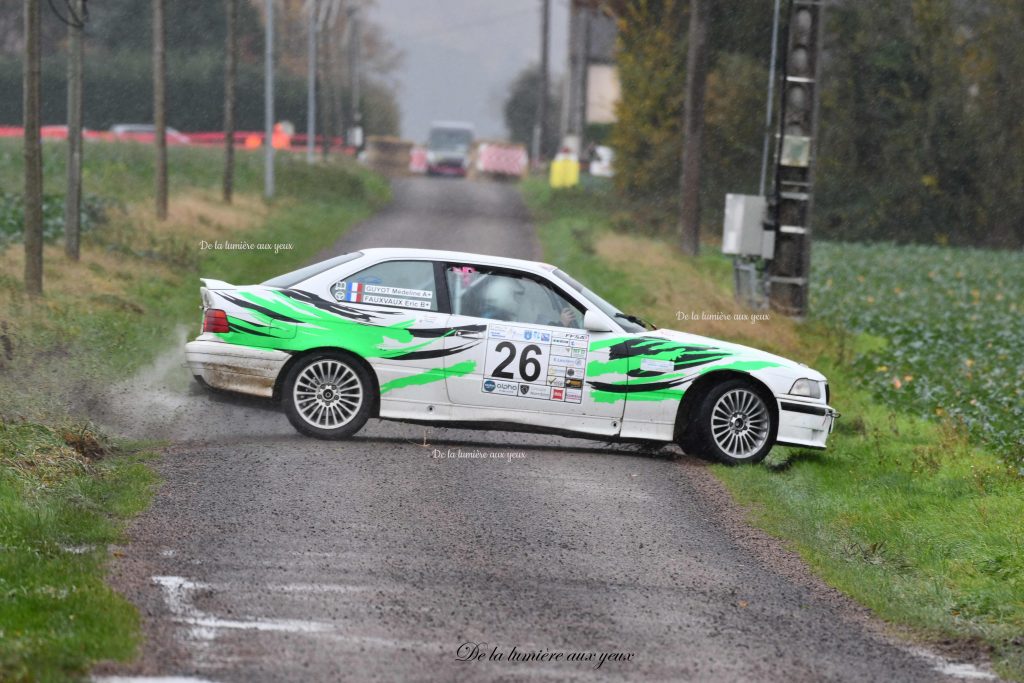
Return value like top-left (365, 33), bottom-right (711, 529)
top-left (200, 278), bottom-right (234, 290)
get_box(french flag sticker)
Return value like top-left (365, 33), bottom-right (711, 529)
top-left (345, 282), bottom-right (364, 303)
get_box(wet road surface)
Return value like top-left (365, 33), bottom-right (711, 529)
top-left (95, 177), bottom-right (981, 682)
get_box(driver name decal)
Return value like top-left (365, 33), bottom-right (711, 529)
top-left (481, 325), bottom-right (589, 403)
top-left (331, 281), bottom-right (434, 309)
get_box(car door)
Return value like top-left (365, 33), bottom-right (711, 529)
top-left (300, 258), bottom-right (456, 420)
top-left (441, 262), bottom-right (625, 437)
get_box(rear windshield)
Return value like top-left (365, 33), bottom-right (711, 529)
top-left (261, 251), bottom-right (363, 288)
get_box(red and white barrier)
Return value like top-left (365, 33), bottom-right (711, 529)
top-left (0, 125), bottom-right (352, 154)
top-left (409, 146), bottom-right (428, 174)
top-left (476, 143), bottom-right (528, 178)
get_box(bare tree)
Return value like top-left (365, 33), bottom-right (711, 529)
top-left (223, 0), bottom-right (237, 203)
top-left (23, 0), bottom-right (43, 296)
top-left (64, 0), bottom-right (85, 261)
top-left (678, 0), bottom-right (708, 256)
top-left (153, 0), bottom-right (168, 220)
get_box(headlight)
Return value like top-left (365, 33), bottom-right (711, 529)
top-left (789, 378), bottom-right (821, 399)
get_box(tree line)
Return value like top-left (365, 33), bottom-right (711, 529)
top-left (595, 0), bottom-right (1024, 250)
top-left (6, 0), bottom-right (401, 296)
top-left (0, 1), bottom-right (401, 136)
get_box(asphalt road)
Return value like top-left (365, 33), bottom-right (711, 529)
top-left (96, 177), bottom-right (985, 682)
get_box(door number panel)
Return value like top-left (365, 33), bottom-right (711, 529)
top-left (481, 325), bottom-right (589, 403)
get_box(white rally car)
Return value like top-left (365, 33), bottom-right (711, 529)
top-left (185, 248), bottom-right (837, 464)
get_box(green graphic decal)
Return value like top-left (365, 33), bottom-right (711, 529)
top-left (208, 287), bottom-right (485, 396)
top-left (379, 360), bottom-right (477, 394)
top-left (214, 288), bottom-right (460, 359)
top-left (586, 336), bottom-right (782, 404)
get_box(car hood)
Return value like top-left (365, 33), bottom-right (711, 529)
top-left (643, 327), bottom-right (824, 381)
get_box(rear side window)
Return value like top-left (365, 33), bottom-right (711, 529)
top-left (330, 260), bottom-right (438, 312)
top-left (262, 252), bottom-right (363, 288)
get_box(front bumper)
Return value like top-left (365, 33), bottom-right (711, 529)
top-left (775, 398), bottom-right (839, 450)
top-left (185, 340), bottom-right (290, 398)
top-left (427, 163), bottom-right (467, 176)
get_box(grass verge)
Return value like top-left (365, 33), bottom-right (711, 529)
top-left (523, 177), bottom-right (1024, 680)
top-left (0, 141), bottom-right (389, 679)
top-left (0, 423), bottom-right (157, 683)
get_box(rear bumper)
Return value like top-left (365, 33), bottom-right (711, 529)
top-left (776, 399), bottom-right (839, 450)
top-left (185, 340), bottom-right (290, 398)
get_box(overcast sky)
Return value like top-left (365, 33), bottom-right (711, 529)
top-left (367, 0), bottom-right (569, 143)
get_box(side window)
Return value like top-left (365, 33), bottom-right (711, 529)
top-left (330, 260), bottom-right (438, 311)
top-left (446, 265), bottom-right (582, 328)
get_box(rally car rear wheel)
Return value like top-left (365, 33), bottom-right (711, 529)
top-left (283, 352), bottom-right (373, 439)
top-left (691, 379), bottom-right (777, 465)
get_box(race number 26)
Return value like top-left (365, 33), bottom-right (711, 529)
top-left (490, 341), bottom-right (543, 382)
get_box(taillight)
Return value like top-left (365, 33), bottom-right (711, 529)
top-left (203, 308), bottom-right (230, 333)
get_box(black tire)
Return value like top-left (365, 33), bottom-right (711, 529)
top-left (282, 351), bottom-right (374, 440)
top-left (687, 378), bottom-right (777, 465)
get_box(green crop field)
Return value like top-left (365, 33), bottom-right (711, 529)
top-left (811, 242), bottom-right (1024, 466)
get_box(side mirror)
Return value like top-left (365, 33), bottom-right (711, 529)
top-left (583, 310), bottom-right (612, 333)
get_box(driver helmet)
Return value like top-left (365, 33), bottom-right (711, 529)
top-left (482, 277), bottom-right (524, 319)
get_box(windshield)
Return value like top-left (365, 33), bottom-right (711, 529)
top-left (552, 268), bottom-right (647, 333)
top-left (428, 127), bottom-right (473, 151)
top-left (261, 252), bottom-right (363, 288)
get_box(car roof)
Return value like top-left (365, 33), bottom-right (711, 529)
top-left (357, 247), bottom-right (555, 273)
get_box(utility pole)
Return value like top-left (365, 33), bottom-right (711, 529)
top-left (532, 0), bottom-right (550, 164)
top-left (347, 6), bottom-right (362, 150)
top-left (758, 0), bottom-right (782, 197)
top-left (223, 0), bottom-right (238, 203)
top-left (23, 0), bottom-right (43, 296)
top-left (306, 0), bottom-right (317, 163)
top-left (766, 1), bottom-right (825, 317)
top-left (153, 0), bottom-right (168, 220)
top-left (264, 0), bottom-right (275, 199)
top-left (64, 0), bottom-right (85, 260)
top-left (568, 5), bottom-right (592, 150)
top-left (319, 28), bottom-right (332, 160)
top-left (678, 0), bottom-right (708, 256)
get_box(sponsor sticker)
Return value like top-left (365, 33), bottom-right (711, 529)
top-left (552, 388), bottom-right (565, 401)
top-left (550, 355), bottom-right (585, 370)
top-left (640, 358), bottom-right (675, 373)
top-left (519, 383), bottom-right (551, 400)
top-left (480, 324), bottom-right (588, 403)
top-left (565, 388), bottom-right (582, 402)
top-left (481, 379), bottom-right (518, 396)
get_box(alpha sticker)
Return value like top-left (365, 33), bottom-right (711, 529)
top-left (481, 324), bottom-right (588, 403)
top-left (482, 378), bottom-right (518, 396)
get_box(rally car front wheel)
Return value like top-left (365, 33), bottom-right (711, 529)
top-left (283, 352), bottom-right (374, 439)
top-left (689, 378), bottom-right (777, 465)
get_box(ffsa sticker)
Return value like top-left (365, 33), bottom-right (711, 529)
top-left (481, 325), bottom-right (589, 403)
